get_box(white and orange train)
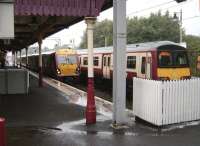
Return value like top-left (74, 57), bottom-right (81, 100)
top-left (77, 41), bottom-right (191, 82)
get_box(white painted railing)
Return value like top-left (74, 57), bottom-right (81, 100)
top-left (133, 78), bottom-right (200, 126)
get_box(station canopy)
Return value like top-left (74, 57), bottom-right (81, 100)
top-left (0, 0), bottom-right (112, 51)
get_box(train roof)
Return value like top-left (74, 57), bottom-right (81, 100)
top-left (77, 41), bottom-right (184, 55)
top-left (22, 47), bottom-right (75, 57)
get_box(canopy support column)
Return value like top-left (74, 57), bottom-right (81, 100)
top-left (12, 51), bottom-right (15, 67)
top-left (85, 17), bottom-right (96, 124)
top-left (113, 0), bottom-right (127, 125)
top-left (19, 50), bottom-right (21, 67)
top-left (25, 47), bottom-right (28, 68)
top-left (38, 35), bottom-right (43, 87)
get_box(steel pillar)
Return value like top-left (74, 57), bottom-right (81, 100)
top-left (14, 51), bottom-right (17, 66)
top-left (85, 17), bottom-right (96, 124)
top-left (19, 50), bottom-right (21, 67)
top-left (38, 36), bottom-right (43, 87)
top-left (25, 47), bottom-right (28, 68)
top-left (179, 9), bottom-right (183, 43)
top-left (113, 0), bottom-right (127, 125)
top-left (12, 51), bottom-right (15, 66)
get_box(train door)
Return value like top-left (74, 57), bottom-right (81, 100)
top-left (146, 55), bottom-right (152, 79)
top-left (103, 55), bottom-right (111, 79)
top-left (137, 54), bottom-right (151, 79)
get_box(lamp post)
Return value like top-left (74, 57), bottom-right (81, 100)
top-left (100, 35), bottom-right (108, 48)
top-left (173, 9), bottom-right (183, 43)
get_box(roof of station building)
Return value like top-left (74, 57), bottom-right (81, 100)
top-left (0, 0), bottom-right (113, 51)
top-left (14, 0), bottom-right (105, 17)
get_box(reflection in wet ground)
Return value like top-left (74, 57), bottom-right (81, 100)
top-left (4, 73), bottom-right (200, 146)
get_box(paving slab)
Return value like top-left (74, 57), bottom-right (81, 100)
top-left (0, 75), bottom-right (200, 146)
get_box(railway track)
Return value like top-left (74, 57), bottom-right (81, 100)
top-left (63, 77), bottom-right (133, 109)
top-left (27, 68), bottom-right (133, 109)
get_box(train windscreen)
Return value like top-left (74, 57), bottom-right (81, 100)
top-left (158, 46), bottom-right (189, 68)
top-left (56, 55), bottom-right (77, 64)
top-left (66, 55), bottom-right (77, 64)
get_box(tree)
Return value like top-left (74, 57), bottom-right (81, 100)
top-left (127, 12), bottom-right (181, 43)
top-left (183, 35), bottom-right (200, 76)
top-left (184, 35), bottom-right (200, 51)
top-left (79, 12), bottom-right (182, 48)
top-left (79, 19), bottom-right (113, 48)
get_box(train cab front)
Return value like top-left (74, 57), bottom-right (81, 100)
top-left (157, 45), bottom-right (191, 80)
top-left (55, 54), bottom-right (79, 78)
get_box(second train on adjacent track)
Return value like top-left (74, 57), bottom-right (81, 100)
top-left (77, 41), bottom-right (191, 82)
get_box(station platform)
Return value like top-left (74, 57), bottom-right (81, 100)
top-left (0, 74), bottom-right (200, 146)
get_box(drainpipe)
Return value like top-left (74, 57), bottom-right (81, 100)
top-left (85, 17), bottom-right (96, 124)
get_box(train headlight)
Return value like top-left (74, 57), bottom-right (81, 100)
top-left (76, 67), bottom-right (80, 74)
top-left (57, 68), bottom-right (61, 74)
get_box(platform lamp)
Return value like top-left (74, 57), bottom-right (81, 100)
top-left (0, 0), bottom-right (14, 40)
top-left (173, 10), bottom-right (183, 43)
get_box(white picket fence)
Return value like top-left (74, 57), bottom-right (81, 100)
top-left (133, 78), bottom-right (200, 126)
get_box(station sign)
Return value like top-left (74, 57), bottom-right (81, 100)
top-left (0, 0), bottom-right (14, 39)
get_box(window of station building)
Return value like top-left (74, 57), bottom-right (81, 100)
top-left (83, 57), bottom-right (88, 65)
top-left (127, 56), bottom-right (136, 69)
top-left (93, 57), bottom-right (99, 66)
top-left (141, 57), bottom-right (146, 74)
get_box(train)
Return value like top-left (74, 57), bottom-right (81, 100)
top-left (20, 41), bottom-right (191, 83)
top-left (21, 47), bottom-right (79, 79)
top-left (77, 41), bottom-right (191, 82)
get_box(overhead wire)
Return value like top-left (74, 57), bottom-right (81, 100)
top-left (127, 0), bottom-right (194, 17)
top-left (127, 0), bottom-right (175, 16)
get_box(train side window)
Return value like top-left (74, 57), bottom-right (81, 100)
top-left (83, 57), bottom-right (88, 65)
top-left (93, 57), bottom-right (99, 66)
top-left (127, 56), bottom-right (136, 69)
top-left (141, 57), bottom-right (146, 74)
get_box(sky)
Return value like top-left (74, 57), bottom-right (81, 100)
top-left (31, 0), bottom-right (200, 49)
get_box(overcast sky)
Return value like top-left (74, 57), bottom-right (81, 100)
top-left (36, 0), bottom-right (200, 49)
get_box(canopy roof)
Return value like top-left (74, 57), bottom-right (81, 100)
top-left (0, 0), bottom-right (112, 51)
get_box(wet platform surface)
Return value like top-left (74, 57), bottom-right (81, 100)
top-left (0, 75), bottom-right (200, 146)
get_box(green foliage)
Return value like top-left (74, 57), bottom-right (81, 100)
top-left (79, 12), bottom-right (182, 48)
top-left (127, 12), bottom-right (181, 43)
top-left (79, 19), bottom-right (113, 48)
top-left (183, 35), bottom-right (200, 76)
top-left (184, 35), bottom-right (200, 51)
